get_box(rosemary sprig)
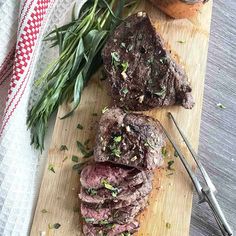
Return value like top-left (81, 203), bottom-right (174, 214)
top-left (27, 0), bottom-right (137, 151)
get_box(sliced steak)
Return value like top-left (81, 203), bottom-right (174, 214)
top-left (102, 12), bottom-right (194, 110)
top-left (79, 171), bottom-right (152, 205)
top-left (80, 162), bottom-right (133, 189)
top-left (94, 108), bottom-right (165, 170)
top-left (83, 220), bottom-right (139, 236)
top-left (81, 196), bottom-right (148, 225)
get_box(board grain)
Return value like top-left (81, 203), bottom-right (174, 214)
top-left (30, 1), bottom-right (213, 235)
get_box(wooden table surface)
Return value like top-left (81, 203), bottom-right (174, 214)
top-left (190, 0), bottom-right (236, 235)
top-left (39, 1), bottom-right (236, 235)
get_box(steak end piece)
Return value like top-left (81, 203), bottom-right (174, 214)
top-left (102, 12), bottom-right (194, 110)
top-left (83, 220), bottom-right (139, 236)
top-left (94, 108), bottom-right (165, 170)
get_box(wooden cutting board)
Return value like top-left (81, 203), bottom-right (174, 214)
top-left (30, 1), bottom-right (213, 235)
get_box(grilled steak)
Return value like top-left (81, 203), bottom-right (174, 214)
top-left (81, 196), bottom-right (148, 225)
top-left (79, 171), bottom-right (152, 205)
top-left (83, 221), bottom-right (139, 236)
top-left (94, 108), bottom-right (165, 170)
top-left (102, 12), bottom-right (194, 110)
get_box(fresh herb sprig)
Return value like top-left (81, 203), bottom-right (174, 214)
top-left (27, 0), bottom-right (137, 151)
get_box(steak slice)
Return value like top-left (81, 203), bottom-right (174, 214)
top-left (79, 171), bottom-right (152, 205)
top-left (102, 12), bottom-right (194, 110)
top-left (81, 196), bottom-right (148, 225)
top-left (80, 162), bottom-right (133, 189)
top-left (94, 108), bottom-right (165, 170)
top-left (83, 220), bottom-right (139, 236)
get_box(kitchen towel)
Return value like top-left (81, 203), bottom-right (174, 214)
top-left (0, 0), bottom-right (85, 235)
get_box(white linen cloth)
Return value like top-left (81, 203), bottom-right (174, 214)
top-left (0, 0), bottom-right (85, 235)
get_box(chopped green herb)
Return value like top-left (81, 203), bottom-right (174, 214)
top-left (83, 150), bottom-right (94, 158)
top-left (120, 42), bottom-right (126, 49)
top-left (99, 220), bottom-right (109, 225)
top-left (166, 222), bottom-right (171, 229)
top-left (144, 140), bottom-right (155, 149)
top-left (48, 223), bottom-right (61, 229)
top-left (111, 52), bottom-right (120, 67)
top-left (154, 88), bottom-right (166, 97)
top-left (162, 147), bottom-right (168, 158)
top-left (121, 233), bottom-right (131, 236)
top-left (121, 61), bottom-right (129, 72)
top-left (101, 179), bottom-right (119, 197)
top-left (86, 188), bottom-right (97, 196)
top-left (166, 172), bottom-right (174, 177)
top-left (147, 57), bottom-right (154, 65)
top-left (60, 145), bottom-right (68, 151)
top-left (77, 141), bottom-right (88, 156)
top-left (102, 106), bottom-right (109, 114)
top-left (127, 44), bottom-right (133, 52)
top-left (177, 40), bottom-right (185, 44)
top-left (41, 209), bottom-right (48, 213)
top-left (159, 57), bottom-right (167, 64)
top-left (113, 136), bottom-right (122, 143)
top-left (72, 155), bottom-right (79, 163)
top-left (72, 162), bottom-right (87, 174)
top-left (121, 87), bottom-right (129, 94)
top-left (174, 150), bottom-right (178, 157)
top-left (48, 164), bottom-right (55, 173)
top-left (62, 156), bottom-right (68, 162)
top-left (84, 218), bottom-right (95, 223)
top-left (216, 103), bottom-right (226, 109)
top-left (77, 123), bottom-right (83, 130)
top-left (84, 139), bottom-right (90, 146)
top-left (92, 112), bottom-right (98, 116)
top-left (112, 148), bottom-right (121, 157)
top-left (167, 160), bottom-right (175, 170)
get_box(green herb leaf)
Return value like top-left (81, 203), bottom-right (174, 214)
top-left (84, 218), bottom-right (95, 223)
top-left (99, 219), bottom-right (109, 225)
top-left (113, 136), bottom-right (122, 143)
top-left (86, 188), bottom-right (97, 196)
top-left (49, 223), bottom-right (61, 229)
top-left (72, 155), bottom-right (79, 162)
top-left (120, 42), bottom-right (126, 49)
top-left (102, 106), bottom-right (109, 114)
top-left (154, 88), bottom-right (166, 97)
top-left (72, 162), bottom-right (87, 174)
top-left (84, 139), bottom-right (90, 146)
top-left (174, 150), bottom-right (178, 157)
top-left (101, 179), bottom-right (118, 197)
top-left (62, 156), bottom-right (68, 162)
top-left (92, 112), bottom-right (98, 116)
top-left (167, 160), bottom-right (175, 170)
top-left (111, 52), bottom-right (120, 67)
top-left (83, 150), bottom-right (94, 158)
top-left (48, 164), bottom-right (55, 173)
top-left (77, 141), bottom-right (88, 155)
top-left (216, 103), bottom-right (226, 109)
top-left (162, 147), bottom-right (168, 158)
top-left (121, 61), bottom-right (129, 72)
top-left (166, 222), bottom-right (171, 229)
top-left (60, 145), bottom-right (68, 151)
top-left (77, 123), bottom-right (83, 130)
top-left (121, 87), bottom-right (129, 94)
top-left (41, 209), bottom-right (48, 213)
top-left (177, 40), bottom-right (185, 44)
top-left (144, 140), bottom-right (155, 149)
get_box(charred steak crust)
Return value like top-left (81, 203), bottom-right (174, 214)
top-left (83, 221), bottom-right (139, 236)
top-left (102, 12), bottom-right (194, 110)
top-left (94, 108), bottom-right (165, 170)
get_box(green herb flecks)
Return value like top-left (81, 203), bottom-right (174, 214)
top-left (144, 140), bottom-right (155, 149)
top-left (154, 88), bottom-right (166, 98)
top-left (92, 112), bottom-right (98, 116)
top-left (162, 147), bottom-right (168, 158)
top-left (174, 150), bottom-right (178, 157)
top-left (48, 164), bottom-right (55, 173)
top-left (72, 162), bottom-right (87, 174)
top-left (120, 42), bottom-right (126, 49)
top-left (77, 123), bottom-right (83, 129)
top-left (159, 57), bottom-right (167, 64)
top-left (111, 52), bottom-right (120, 67)
top-left (121, 232), bottom-right (131, 236)
top-left (113, 136), bottom-right (122, 143)
top-left (166, 222), bottom-right (171, 229)
top-left (101, 179), bottom-right (118, 197)
top-left (27, 0), bottom-right (137, 151)
top-left (167, 160), bottom-right (175, 170)
top-left (84, 218), bottom-right (95, 223)
top-left (48, 223), bottom-right (61, 229)
top-left (99, 219), bottom-right (109, 225)
top-left (86, 188), bottom-right (97, 196)
top-left (77, 141), bottom-right (93, 158)
top-left (41, 209), bottom-right (48, 213)
top-left (121, 87), bottom-right (129, 95)
top-left (216, 103), bottom-right (226, 109)
top-left (60, 145), bottom-right (68, 151)
top-left (72, 155), bottom-right (79, 162)
top-left (62, 156), bottom-right (68, 162)
top-left (102, 106), bottom-right (109, 114)
top-left (177, 40), bottom-right (185, 44)
top-left (121, 61), bottom-right (129, 72)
